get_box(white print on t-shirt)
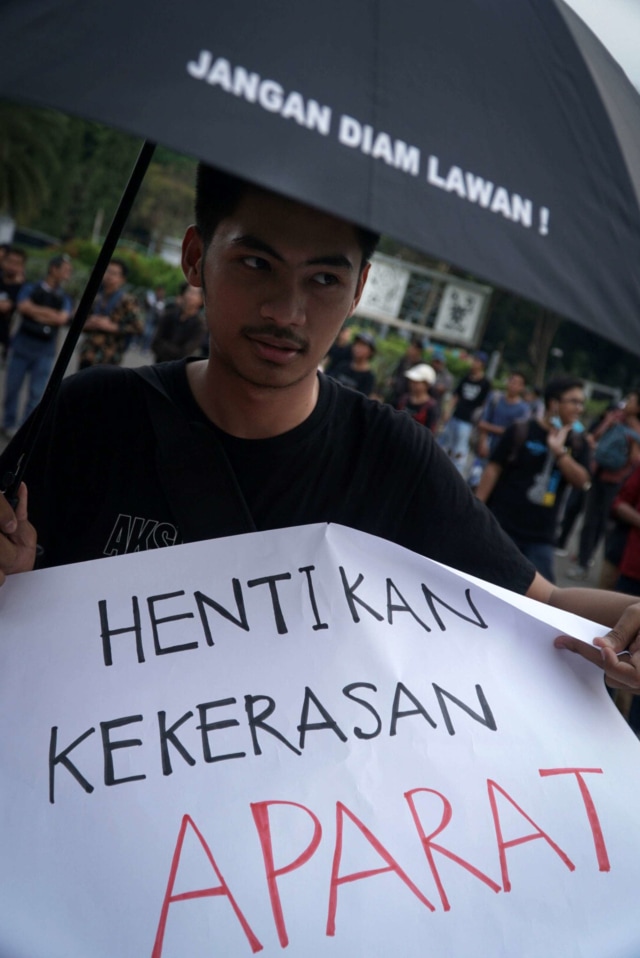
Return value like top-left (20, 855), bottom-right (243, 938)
top-left (460, 382), bottom-right (483, 402)
top-left (104, 514), bottom-right (180, 557)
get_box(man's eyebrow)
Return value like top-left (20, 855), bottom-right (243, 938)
top-left (232, 235), bottom-right (284, 261)
top-left (231, 234), bottom-right (354, 270)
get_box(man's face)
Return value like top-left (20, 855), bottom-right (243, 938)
top-left (406, 344), bottom-right (421, 365)
top-left (183, 189), bottom-right (368, 391)
top-left (556, 387), bottom-right (585, 425)
top-left (352, 339), bottom-right (373, 363)
top-left (506, 373), bottom-right (525, 398)
top-left (51, 260), bottom-right (72, 285)
top-left (102, 262), bottom-right (125, 293)
top-left (3, 253), bottom-right (25, 281)
top-left (408, 377), bottom-right (428, 401)
top-left (182, 285), bottom-right (203, 314)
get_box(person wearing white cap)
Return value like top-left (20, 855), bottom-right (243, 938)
top-left (396, 363), bottom-right (438, 430)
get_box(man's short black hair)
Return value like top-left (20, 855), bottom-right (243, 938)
top-left (195, 163), bottom-right (379, 269)
top-left (544, 376), bottom-right (583, 406)
top-left (5, 246), bottom-right (26, 262)
top-left (48, 253), bottom-right (71, 271)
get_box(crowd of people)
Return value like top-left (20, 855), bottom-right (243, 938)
top-left (3, 238), bottom-right (638, 608)
top-left (321, 327), bottom-right (640, 734)
top-left (322, 327), bottom-right (640, 606)
top-left (0, 244), bottom-right (210, 439)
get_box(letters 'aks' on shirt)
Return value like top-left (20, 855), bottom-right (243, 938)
top-left (487, 419), bottom-right (590, 544)
top-left (0, 360), bottom-right (535, 594)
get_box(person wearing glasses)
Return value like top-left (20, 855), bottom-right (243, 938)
top-left (476, 377), bottom-right (591, 582)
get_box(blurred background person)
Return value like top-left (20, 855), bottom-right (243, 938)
top-left (476, 376), bottom-right (590, 581)
top-left (1, 253), bottom-right (73, 437)
top-left (395, 362), bottom-right (438, 430)
top-left (385, 335), bottom-right (424, 406)
top-left (428, 345), bottom-right (453, 426)
top-left (0, 246), bottom-right (27, 363)
top-left (328, 330), bottom-right (377, 397)
top-left (79, 258), bottom-right (142, 369)
top-left (567, 390), bottom-right (640, 580)
top-left (322, 325), bottom-right (352, 377)
top-left (476, 371), bottom-right (529, 458)
top-left (438, 350), bottom-right (492, 476)
top-left (140, 284), bottom-right (166, 353)
top-left (152, 283), bottom-right (205, 364)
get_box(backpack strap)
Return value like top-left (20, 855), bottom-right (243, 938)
top-left (133, 365), bottom-right (257, 541)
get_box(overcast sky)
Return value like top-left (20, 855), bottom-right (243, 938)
top-left (564, 0), bottom-right (640, 89)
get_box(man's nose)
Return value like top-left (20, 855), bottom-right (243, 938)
top-left (260, 281), bottom-right (306, 326)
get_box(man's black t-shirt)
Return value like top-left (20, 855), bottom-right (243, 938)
top-left (487, 419), bottom-right (589, 543)
top-left (0, 360), bottom-right (535, 593)
top-left (328, 361), bottom-right (375, 397)
top-left (454, 374), bottom-right (491, 423)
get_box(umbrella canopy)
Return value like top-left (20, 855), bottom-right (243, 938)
top-left (2, 0), bottom-right (640, 352)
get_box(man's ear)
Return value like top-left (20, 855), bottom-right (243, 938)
top-left (182, 225), bottom-right (204, 288)
top-left (351, 261), bottom-right (371, 314)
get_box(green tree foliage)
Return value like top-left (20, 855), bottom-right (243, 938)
top-left (127, 157), bottom-right (196, 251)
top-left (8, 103), bottom-right (195, 250)
top-left (0, 101), bottom-right (67, 218)
top-left (27, 119), bottom-right (142, 240)
top-left (63, 239), bottom-right (185, 297)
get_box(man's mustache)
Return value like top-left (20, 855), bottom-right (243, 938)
top-left (241, 325), bottom-right (309, 351)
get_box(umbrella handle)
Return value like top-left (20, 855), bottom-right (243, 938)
top-left (1, 139), bottom-right (157, 507)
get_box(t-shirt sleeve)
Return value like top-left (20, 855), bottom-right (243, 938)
top-left (388, 417), bottom-right (536, 595)
top-left (16, 283), bottom-right (34, 305)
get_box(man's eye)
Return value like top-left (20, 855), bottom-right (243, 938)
top-left (243, 255), bottom-right (269, 270)
top-left (313, 272), bottom-right (339, 286)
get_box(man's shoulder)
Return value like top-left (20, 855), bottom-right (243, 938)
top-left (324, 374), bottom-right (432, 444)
top-left (66, 360), bottom-right (186, 397)
top-left (57, 363), bottom-right (142, 407)
top-left (17, 281), bottom-right (38, 302)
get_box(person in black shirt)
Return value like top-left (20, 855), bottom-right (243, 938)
top-left (322, 324), bottom-right (352, 377)
top-left (0, 246), bottom-right (26, 362)
top-left (328, 330), bottom-right (376, 396)
top-left (476, 376), bottom-right (591, 582)
top-left (152, 283), bottom-right (205, 363)
top-left (438, 351), bottom-right (491, 475)
top-left (1, 165), bottom-right (640, 692)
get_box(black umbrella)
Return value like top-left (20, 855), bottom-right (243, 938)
top-left (2, 0), bottom-right (640, 499)
top-left (2, 0), bottom-right (639, 342)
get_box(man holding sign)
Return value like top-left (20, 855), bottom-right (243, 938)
top-left (0, 164), bottom-right (638, 696)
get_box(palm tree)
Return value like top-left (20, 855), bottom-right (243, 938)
top-left (0, 100), bottom-right (67, 218)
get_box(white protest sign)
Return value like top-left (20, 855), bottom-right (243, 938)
top-left (1, 523), bottom-right (639, 958)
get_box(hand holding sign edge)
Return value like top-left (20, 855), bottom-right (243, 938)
top-left (0, 483), bottom-right (38, 584)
